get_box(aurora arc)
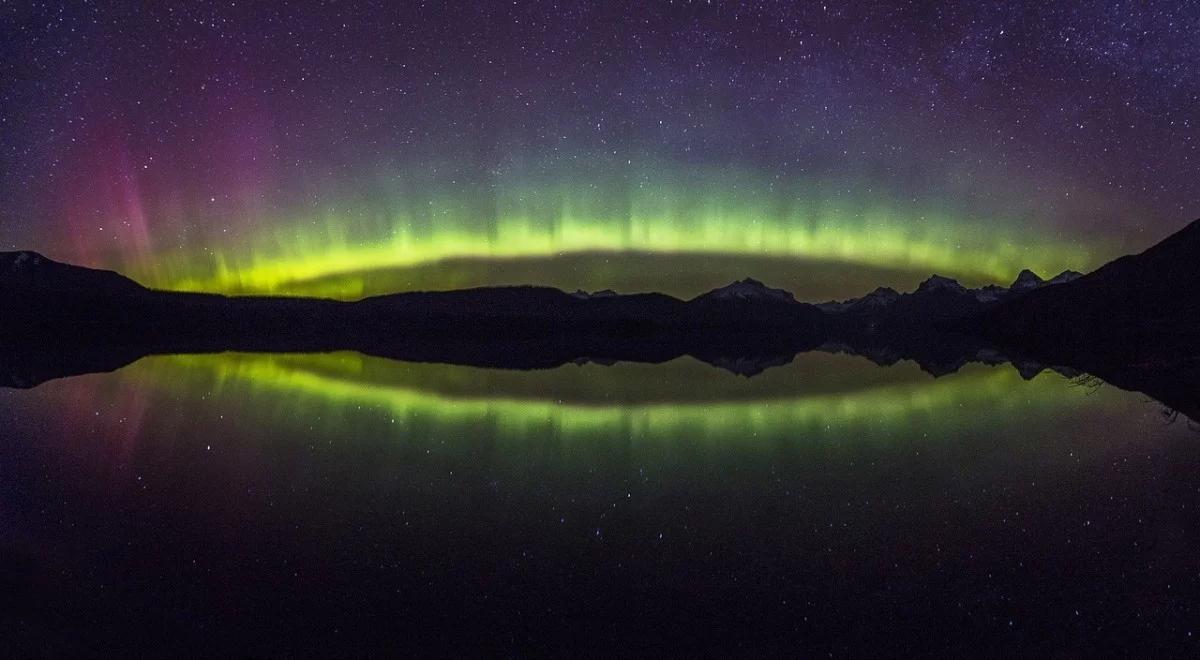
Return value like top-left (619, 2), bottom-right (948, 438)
top-left (121, 170), bottom-right (1101, 299)
top-left (121, 352), bottom-right (1091, 444)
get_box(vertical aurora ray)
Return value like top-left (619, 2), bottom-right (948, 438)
top-left (4, 2), bottom-right (1197, 297)
top-left (123, 166), bottom-right (1102, 299)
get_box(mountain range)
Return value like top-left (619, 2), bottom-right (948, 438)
top-left (2, 218), bottom-right (1198, 414)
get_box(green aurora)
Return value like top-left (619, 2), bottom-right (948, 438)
top-left (122, 169), bottom-right (1104, 300)
top-left (111, 351), bottom-right (1106, 444)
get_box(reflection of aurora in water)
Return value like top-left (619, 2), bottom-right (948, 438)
top-left (114, 351), bottom-right (1095, 444)
top-left (123, 171), bottom-right (1102, 299)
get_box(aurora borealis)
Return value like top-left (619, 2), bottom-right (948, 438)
top-left (129, 351), bottom-right (1090, 442)
top-left (2, 2), bottom-right (1198, 298)
top-left (9, 3), bottom-right (1200, 653)
top-left (127, 172), bottom-right (1102, 298)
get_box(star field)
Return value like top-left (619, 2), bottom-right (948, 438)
top-left (1, 1), bottom-right (1197, 296)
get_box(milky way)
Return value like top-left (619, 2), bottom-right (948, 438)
top-left (2, 1), bottom-right (1197, 297)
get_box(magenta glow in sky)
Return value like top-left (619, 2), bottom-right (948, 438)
top-left (1, 1), bottom-right (1197, 294)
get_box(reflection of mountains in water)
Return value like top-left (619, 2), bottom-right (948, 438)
top-left (2, 218), bottom-right (1199, 422)
top-left (6, 330), bottom-right (1193, 425)
top-left (118, 351), bottom-right (1093, 441)
top-left (0, 330), bottom-right (1074, 393)
top-left (155, 347), bottom-right (1065, 407)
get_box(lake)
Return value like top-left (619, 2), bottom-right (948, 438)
top-left (3, 351), bottom-right (1199, 655)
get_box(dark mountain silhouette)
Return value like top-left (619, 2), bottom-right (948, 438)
top-left (1009, 268), bottom-right (1044, 292)
top-left (0, 259), bottom-right (830, 384)
top-left (1047, 269), bottom-right (1084, 286)
top-left (1, 219), bottom-right (1198, 418)
top-left (0, 250), bottom-right (146, 295)
top-left (0, 255), bottom-right (831, 349)
top-left (978, 218), bottom-right (1200, 367)
top-left (966, 218), bottom-right (1200, 417)
top-left (818, 267), bottom-right (1087, 332)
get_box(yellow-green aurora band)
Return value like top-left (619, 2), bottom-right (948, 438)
top-left (122, 352), bottom-right (1094, 444)
top-left (123, 169), bottom-right (1101, 299)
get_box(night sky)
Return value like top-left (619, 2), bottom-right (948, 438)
top-left (2, 1), bottom-right (1198, 298)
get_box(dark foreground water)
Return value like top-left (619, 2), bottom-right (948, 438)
top-left (2, 351), bottom-right (1199, 656)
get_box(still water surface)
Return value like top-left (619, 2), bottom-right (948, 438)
top-left (3, 351), bottom-right (1199, 655)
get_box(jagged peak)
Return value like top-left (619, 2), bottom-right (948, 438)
top-left (972, 284), bottom-right (1008, 303)
top-left (857, 287), bottom-right (900, 306)
top-left (916, 274), bottom-right (966, 293)
top-left (1010, 269), bottom-right (1045, 290)
top-left (815, 285), bottom-right (900, 313)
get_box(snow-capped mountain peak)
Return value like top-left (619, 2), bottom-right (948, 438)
top-left (1047, 270), bottom-right (1084, 285)
top-left (972, 284), bottom-right (1008, 303)
top-left (916, 275), bottom-right (967, 294)
top-left (815, 286), bottom-right (900, 313)
top-left (859, 286), bottom-right (900, 305)
top-left (570, 289), bottom-right (619, 299)
top-left (703, 278), bottom-right (796, 303)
